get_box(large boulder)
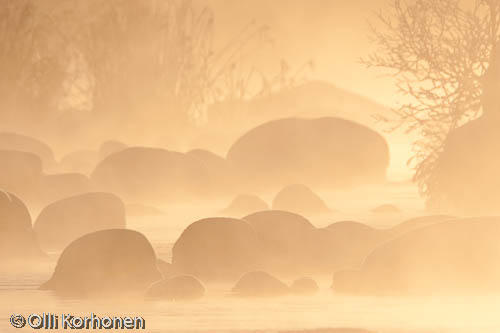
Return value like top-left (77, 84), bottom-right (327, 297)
top-left (339, 217), bottom-right (500, 295)
top-left (172, 218), bottom-right (261, 282)
top-left (91, 147), bottom-right (211, 204)
top-left (98, 140), bottom-right (128, 161)
top-left (38, 173), bottom-right (93, 205)
top-left (272, 184), bottom-right (331, 216)
top-left (231, 271), bottom-right (289, 297)
top-left (0, 132), bottom-right (56, 171)
top-left (243, 210), bottom-right (315, 276)
top-left (186, 149), bottom-right (236, 194)
top-left (386, 215), bottom-right (454, 239)
top-left (40, 229), bottom-right (161, 297)
top-left (34, 192), bottom-right (126, 252)
top-left (221, 194), bottom-right (269, 217)
top-left (304, 221), bottom-right (385, 273)
top-left (146, 275), bottom-right (205, 301)
top-left (0, 150), bottom-right (42, 199)
top-left (0, 191), bottom-right (45, 263)
top-left (226, 117), bottom-right (389, 191)
top-left (429, 117), bottom-right (500, 214)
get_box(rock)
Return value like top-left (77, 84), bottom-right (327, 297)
top-left (34, 192), bottom-right (126, 252)
top-left (349, 217), bottom-right (500, 295)
top-left (40, 229), bottom-right (161, 297)
top-left (0, 191), bottom-right (45, 263)
top-left (126, 203), bottom-right (165, 217)
top-left (371, 204), bottom-right (401, 214)
top-left (186, 149), bottom-right (236, 194)
top-left (156, 259), bottom-right (178, 279)
top-left (59, 149), bottom-right (99, 175)
top-left (386, 215), bottom-right (454, 238)
top-left (303, 222), bottom-right (385, 273)
top-left (91, 147), bottom-right (211, 204)
top-left (324, 221), bottom-right (384, 246)
top-left (272, 184), bottom-right (331, 216)
top-left (226, 117), bottom-right (389, 191)
top-left (39, 173), bottom-right (93, 205)
top-left (146, 275), bottom-right (205, 301)
top-left (98, 140), bottom-right (127, 161)
top-left (221, 194), bottom-right (269, 216)
top-left (430, 117), bottom-right (500, 214)
top-left (232, 271), bottom-right (289, 297)
top-left (0, 150), bottom-right (42, 200)
top-left (0, 132), bottom-right (56, 171)
top-left (172, 218), bottom-right (261, 282)
top-left (290, 277), bottom-right (319, 295)
top-left (243, 210), bottom-right (315, 276)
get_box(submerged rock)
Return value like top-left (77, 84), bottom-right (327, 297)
top-left (232, 271), bottom-right (289, 297)
top-left (146, 275), bottom-right (205, 301)
top-left (272, 184), bottom-right (331, 216)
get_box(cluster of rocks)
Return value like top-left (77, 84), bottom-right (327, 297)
top-left (3, 113), bottom-right (500, 301)
top-left (1, 116), bottom-right (390, 208)
top-left (221, 184), bottom-right (331, 218)
top-left (4, 184), bottom-right (500, 300)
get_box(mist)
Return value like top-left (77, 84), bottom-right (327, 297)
top-left (1, 0), bottom-right (500, 332)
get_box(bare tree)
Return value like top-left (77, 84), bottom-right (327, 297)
top-left (364, 0), bottom-right (500, 204)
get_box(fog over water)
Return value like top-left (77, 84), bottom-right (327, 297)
top-left (1, 0), bottom-right (500, 332)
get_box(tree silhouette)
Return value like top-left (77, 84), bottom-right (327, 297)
top-left (1, 0), bottom-right (296, 146)
top-left (364, 0), bottom-right (500, 206)
top-left (0, 0), bottom-right (69, 127)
